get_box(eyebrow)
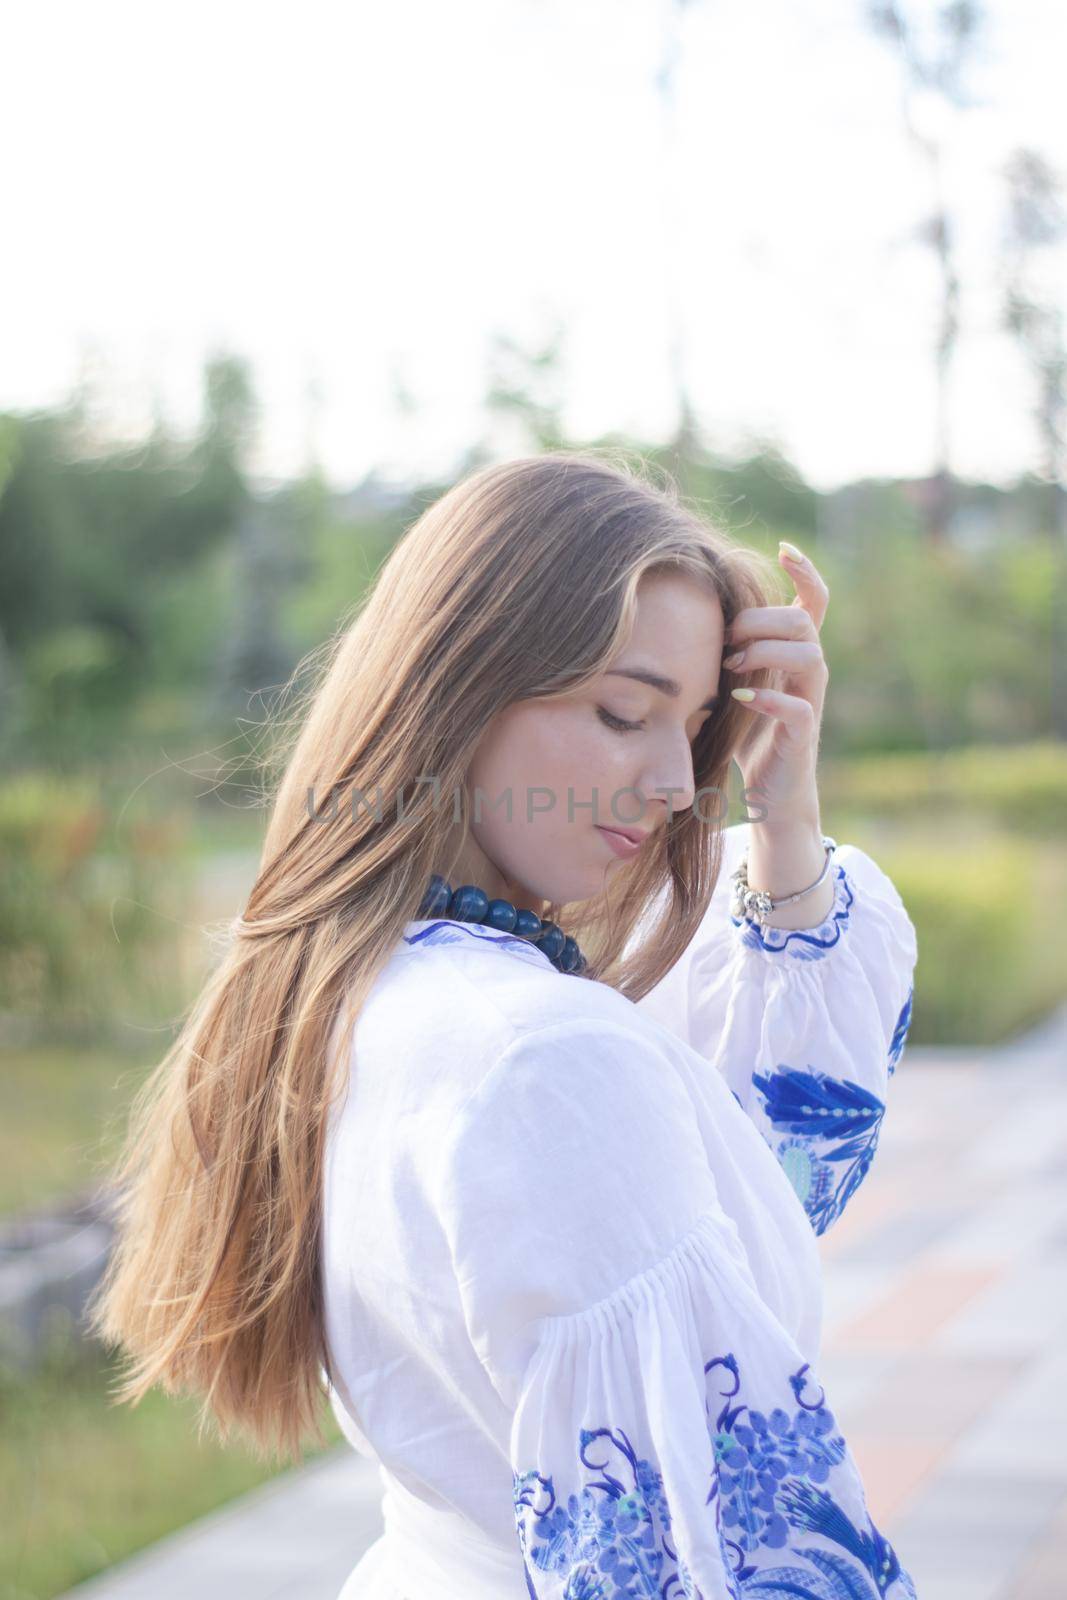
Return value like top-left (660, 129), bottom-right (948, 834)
top-left (605, 666), bottom-right (719, 711)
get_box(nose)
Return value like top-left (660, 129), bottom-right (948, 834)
top-left (636, 735), bottom-right (697, 828)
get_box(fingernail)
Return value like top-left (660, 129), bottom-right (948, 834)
top-left (723, 651), bottom-right (745, 668)
top-left (731, 687), bottom-right (756, 702)
top-left (779, 540), bottom-right (804, 562)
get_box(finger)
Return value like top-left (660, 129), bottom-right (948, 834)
top-left (778, 540), bottom-right (830, 630)
top-left (729, 685), bottom-right (818, 743)
top-left (724, 605), bottom-right (818, 647)
top-left (721, 639), bottom-right (827, 678)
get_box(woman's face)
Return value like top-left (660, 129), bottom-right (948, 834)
top-left (445, 571), bottom-right (725, 915)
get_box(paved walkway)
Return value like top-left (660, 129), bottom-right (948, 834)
top-left (60, 1004), bottom-right (1067, 1599)
top-left (817, 1001), bottom-right (1067, 1600)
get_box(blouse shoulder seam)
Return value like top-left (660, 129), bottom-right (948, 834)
top-left (419, 962), bottom-right (656, 1135)
top-left (448, 1011), bottom-right (683, 1165)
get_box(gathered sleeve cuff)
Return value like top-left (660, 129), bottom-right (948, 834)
top-left (634, 825), bottom-right (918, 1236)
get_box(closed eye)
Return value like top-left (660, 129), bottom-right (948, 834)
top-left (597, 706), bottom-right (716, 738)
top-left (597, 706), bottom-right (645, 733)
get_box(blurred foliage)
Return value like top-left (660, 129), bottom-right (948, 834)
top-left (0, 770), bottom-right (195, 1043)
top-left (0, 358), bottom-right (256, 765)
top-left (869, 827), bottom-right (1067, 1047)
top-left (0, 354), bottom-right (1062, 774)
top-left (821, 740), bottom-right (1067, 1044)
top-left (0, 1042), bottom-right (155, 1216)
top-left (820, 739), bottom-right (1067, 833)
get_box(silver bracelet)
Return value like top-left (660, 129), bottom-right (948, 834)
top-left (730, 835), bottom-right (837, 928)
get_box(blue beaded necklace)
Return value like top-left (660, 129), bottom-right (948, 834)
top-left (418, 873), bottom-right (588, 975)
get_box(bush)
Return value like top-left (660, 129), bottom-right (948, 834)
top-left (853, 828), bottom-right (1067, 1047)
top-left (0, 771), bottom-right (191, 1041)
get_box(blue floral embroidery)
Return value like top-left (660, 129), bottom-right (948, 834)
top-left (707, 1355), bottom-right (916, 1598)
top-left (403, 919), bottom-right (552, 971)
top-left (887, 988), bottom-right (913, 1079)
top-left (731, 864), bottom-right (854, 961)
top-left (513, 1351), bottom-right (916, 1598)
top-left (513, 1447), bottom-right (669, 1599)
top-left (750, 1066), bottom-right (886, 1236)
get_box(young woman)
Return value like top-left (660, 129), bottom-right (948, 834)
top-left (89, 451), bottom-right (919, 1600)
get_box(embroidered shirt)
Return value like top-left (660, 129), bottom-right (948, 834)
top-left (321, 822), bottom-right (919, 1599)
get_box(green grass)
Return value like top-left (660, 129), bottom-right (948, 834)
top-left (0, 1045), bottom-right (155, 1218)
top-left (0, 1335), bottom-right (343, 1600)
top-left (830, 813), bottom-right (1067, 1047)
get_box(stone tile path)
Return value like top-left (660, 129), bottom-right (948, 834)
top-left (817, 1001), bottom-right (1067, 1599)
top-left (60, 1003), bottom-right (1067, 1598)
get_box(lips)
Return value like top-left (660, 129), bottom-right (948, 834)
top-left (597, 824), bottom-right (649, 846)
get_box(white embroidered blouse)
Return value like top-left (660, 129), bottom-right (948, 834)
top-left (321, 822), bottom-right (919, 1600)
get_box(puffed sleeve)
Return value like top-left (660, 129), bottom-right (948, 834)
top-left (432, 1019), bottom-right (918, 1599)
top-left (634, 825), bottom-right (917, 1237)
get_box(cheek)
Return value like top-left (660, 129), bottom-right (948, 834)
top-left (471, 702), bottom-right (620, 825)
top-left (467, 708), bottom-right (546, 820)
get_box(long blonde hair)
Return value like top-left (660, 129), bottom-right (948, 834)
top-left (86, 449), bottom-right (783, 1463)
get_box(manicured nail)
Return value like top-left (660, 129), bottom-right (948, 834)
top-left (723, 651), bottom-right (745, 668)
top-left (779, 540), bottom-right (804, 562)
top-left (731, 687), bottom-right (756, 702)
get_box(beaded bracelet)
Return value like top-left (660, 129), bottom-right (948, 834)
top-left (729, 835), bottom-right (837, 928)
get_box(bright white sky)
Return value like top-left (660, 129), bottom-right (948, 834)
top-left (3, 0), bottom-right (1065, 492)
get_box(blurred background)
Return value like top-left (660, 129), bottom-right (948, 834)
top-left (2, 1), bottom-right (1065, 1597)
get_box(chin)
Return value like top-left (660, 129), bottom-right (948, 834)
top-left (520, 837), bottom-right (623, 910)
